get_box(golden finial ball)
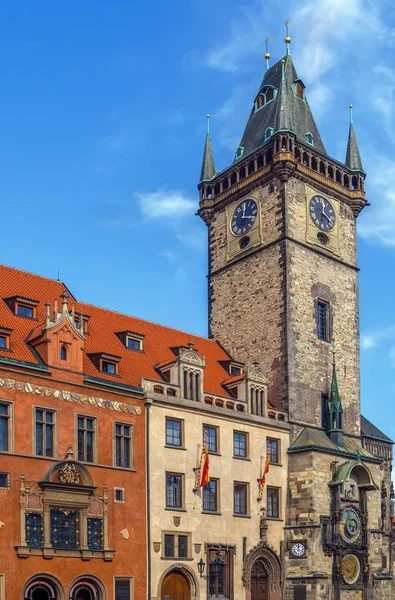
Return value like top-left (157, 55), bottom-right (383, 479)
top-left (349, 104), bottom-right (353, 109)
top-left (281, 59), bottom-right (285, 64)
top-left (206, 114), bottom-right (210, 119)
top-left (285, 36), bottom-right (291, 44)
top-left (264, 52), bottom-right (270, 60)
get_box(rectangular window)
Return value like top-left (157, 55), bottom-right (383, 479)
top-left (25, 513), bottom-right (43, 547)
top-left (102, 360), bottom-right (116, 375)
top-left (115, 422), bottom-right (132, 468)
top-left (87, 517), bottom-right (103, 550)
top-left (50, 509), bottom-right (79, 549)
top-left (203, 479), bottom-right (218, 512)
top-left (234, 432), bottom-right (247, 458)
top-left (208, 546), bottom-right (234, 597)
top-left (166, 473), bottom-right (183, 509)
top-left (267, 487), bottom-right (280, 518)
top-left (234, 482), bottom-right (248, 516)
top-left (17, 304), bottom-right (34, 318)
top-left (317, 300), bottom-right (330, 342)
top-left (0, 403), bottom-right (10, 452)
top-left (35, 408), bottom-right (55, 457)
top-left (114, 487), bottom-right (125, 503)
top-left (115, 579), bottom-right (133, 600)
top-left (77, 415), bottom-right (96, 463)
top-left (163, 533), bottom-right (190, 558)
top-left (127, 337), bottom-right (142, 351)
top-left (0, 336), bottom-right (6, 349)
top-left (267, 438), bottom-right (279, 464)
top-left (0, 473), bottom-right (9, 489)
top-left (166, 418), bottom-right (182, 447)
top-left (203, 424), bottom-right (218, 453)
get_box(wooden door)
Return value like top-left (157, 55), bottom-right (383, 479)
top-left (251, 560), bottom-right (269, 600)
top-left (161, 571), bottom-right (189, 600)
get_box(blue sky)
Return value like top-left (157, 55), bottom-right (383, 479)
top-left (0, 0), bottom-right (394, 440)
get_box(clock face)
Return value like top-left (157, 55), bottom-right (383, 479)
top-left (231, 199), bottom-right (258, 236)
top-left (309, 195), bottom-right (335, 231)
top-left (290, 542), bottom-right (305, 557)
top-left (340, 508), bottom-right (361, 544)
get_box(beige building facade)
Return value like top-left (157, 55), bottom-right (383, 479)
top-left (144, 347), bottom-right (289, 600)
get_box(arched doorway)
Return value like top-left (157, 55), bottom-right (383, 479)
top-left (23, 576), bottom-right (63, 600)
top-left (251, 559), bottom-right (269, 600)
top-left (161, 570), bottom-right (189, 600)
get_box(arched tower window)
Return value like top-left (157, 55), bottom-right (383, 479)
top-left (60, 345), bottom-right (67, 361)
top-left (255, 86), bottom-right (277, 111)
top-left (264, 127), bottom-right (274, 142)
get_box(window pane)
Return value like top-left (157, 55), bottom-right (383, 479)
top-left (204, 426), bottom-right (217, 453)
top-left (166, 419), bottom-right (181, 446)
top-left (87, 517), bottom-right (103, 550)
top-left (166, 474), bottom-right (182, 508)
top-left (317, 301), bottom-right (329, 341)
top-left (234, 433), bottom-right (246, 457)
top-left (164, 534), bottom-right (174, 557)
top-left (86, 431), bottom-right (93, 462)
top-left (78, 429), bottom-right (84, 461)
top-left (0, 404), bottom-right (8, 416)
top-left (123, 437), bottom-right (130, 468)
top-left (116, 436), bottom-right (121, 467)
top-left (26, 513), bottom-right (43, 547)
top-left (45, 411), bottom-right (53, 423)
top-left (115, 580), bottom-right (131, 600)
top-left (267, 439), bottom-right (278, 463)
top-left (87, 419), bottom-right (94, 430)
top-left (36, 422), bottom-right (43, 455)
top-left (178, 535), bottom-right (188, 558)
top-left (0, 336), bottom-right (5, 348)
top-left (50, 509), bottom-right (79, 549)
top-left (267, 488), bottom-right (279, 518)
top-left (203, 480), bottom-right (217, 512)
top-left (78, 417), bottom-right (84, 428)
top-left (45, 423), bottom-right (53, 457)
top-left (234, 483), bottom-right (247, 514)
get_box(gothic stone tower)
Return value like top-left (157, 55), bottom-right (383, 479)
top-left (198, 43), bottom-right (393, 600)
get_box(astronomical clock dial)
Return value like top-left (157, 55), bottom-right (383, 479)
top-left (339, 508), bottom-right (361, 544)
top-left (309, 195), bottom-right (335, 231)
top-left (290, 542), bottom-right (306, 558)
top-left (231, 199), bottom-right (258, 236)
top-left (341, 554), bottom-right (361, 585)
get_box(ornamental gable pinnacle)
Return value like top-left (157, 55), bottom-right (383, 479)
top-left (199, 114), bottom-right (216, 182)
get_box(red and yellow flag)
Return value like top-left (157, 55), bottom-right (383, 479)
top-left (200, 445), bottom-right (210, 487)
top-left (258, 450), bottom-right (270, 500)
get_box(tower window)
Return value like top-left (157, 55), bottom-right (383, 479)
top-left (264, 127), bottom-right (274, 142)
top-left (235, 146), bottom-right (244, 159)
top-left (317, 300), bottom-right (330, 342)
top-left (255, 87), bottom-right (277, 111)
top-left (293, 80), bottom-right (305, 100)
top-left (306, 132), bottom-right (314, 146)
top-left (60, 345), bottom-right (67, 361)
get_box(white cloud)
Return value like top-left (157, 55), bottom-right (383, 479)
top-left (136, 189), bottom-right (196, 219)
top-left (361, 335), bottom-right (377, 350)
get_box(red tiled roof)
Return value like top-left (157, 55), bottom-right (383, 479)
top-left (0, 264), bottom-right (233, 397)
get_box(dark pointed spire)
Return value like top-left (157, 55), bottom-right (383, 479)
top-left (345, 105), bottom-right (363, 171)
top-left (327, 343), bottom-right (343, 447)
top-left (273, 59), bottom-right (292, 133)
top-left (200, 114), bottom-right (216, 182)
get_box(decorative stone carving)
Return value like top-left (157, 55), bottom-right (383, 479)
top-left (153, 541), bottom-right (161, 553)
top-left (242, 543), bottom-right (281, 592)
top-left (194, 543), bottom-right (201, 554)
top-left (58, 463), bottom-right (81, 485)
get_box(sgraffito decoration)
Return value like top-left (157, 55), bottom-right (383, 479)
top-left (0, 376), bottom-right (141, 415)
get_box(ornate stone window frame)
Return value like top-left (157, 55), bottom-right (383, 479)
top-left (16, 449), bottom-right (114, 561)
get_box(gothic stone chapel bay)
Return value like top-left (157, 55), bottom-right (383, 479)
top-left (0, 31), bottom-right (393, 600)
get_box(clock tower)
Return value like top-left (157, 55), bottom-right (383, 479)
top-left (198, 37), bottom-right (393, 600)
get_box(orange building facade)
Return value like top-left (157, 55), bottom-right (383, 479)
top-left (0, 266), bottom-right (146, 600)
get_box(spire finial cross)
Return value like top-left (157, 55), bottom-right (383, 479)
top-left (264, 37), bottom-right (270, 71)
top-left (284, 20), bottom-right (291, 55)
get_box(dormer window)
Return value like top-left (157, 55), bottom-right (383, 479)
top-left (230, 364), bottom-right (243, 376)
top-left (0, 328), bottom-right (11, 351)
top-left (102, 360), bottom-right (117, 375)
top-left (117, 330), bottom-right (144, 352)
top-left (255, 86), bottom-right (277, 111)
top-left (18, 304), bottom-right (33, 318)
top-left (235, 146), bottom-right (244, 160)
top-left (126, 335), bottom-right (143, 351)
top-left (293, 80), bottom-right (305, 100)
top-left (306, 132), bottom-right (314, 146)
top-left (264, 127), bottom-right (274, 142)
